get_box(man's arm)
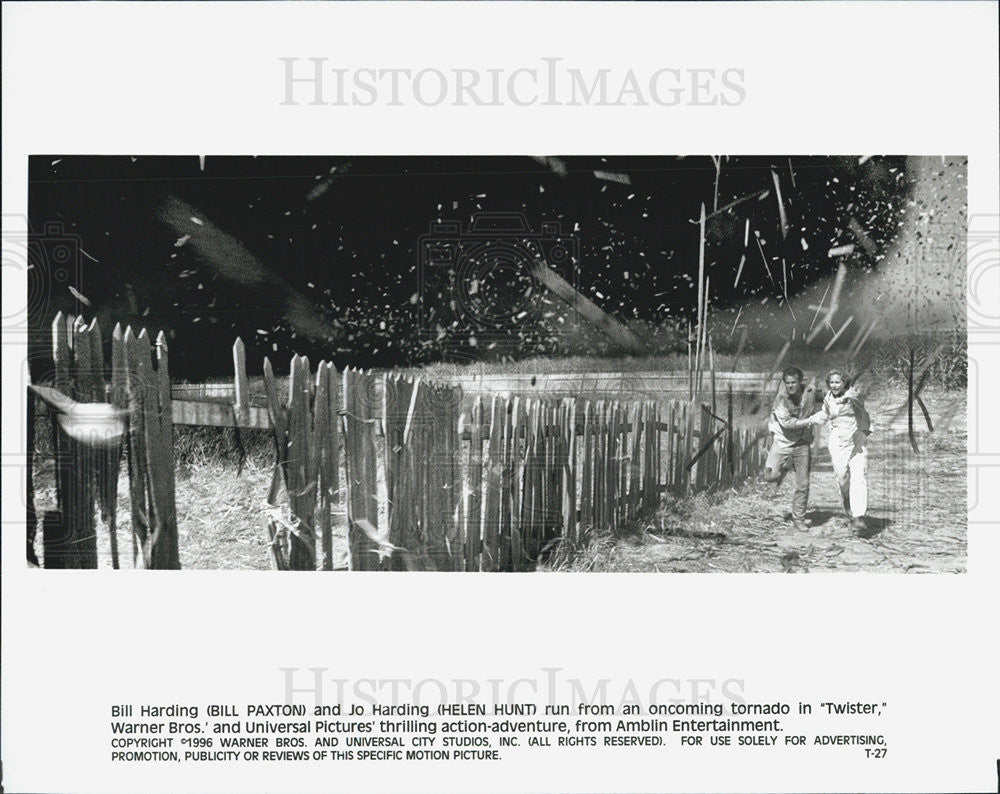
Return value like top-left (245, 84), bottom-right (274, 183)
top-left (772, 401), bottom-right (818, 430)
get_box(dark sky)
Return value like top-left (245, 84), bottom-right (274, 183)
top-left (28, 154), bottom-right (911, 378)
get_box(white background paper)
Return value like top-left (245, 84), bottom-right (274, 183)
top-left (3, 2), bottom-right (999, 792)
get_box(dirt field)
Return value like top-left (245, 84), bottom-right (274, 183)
top-left (29, 386), bottom-right (966, 573)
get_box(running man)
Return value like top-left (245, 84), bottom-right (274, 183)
top-left (763, 367), bottom-right (822, 531)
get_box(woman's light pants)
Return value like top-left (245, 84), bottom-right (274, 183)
top-left (829, 439), bottom-right (867, 518)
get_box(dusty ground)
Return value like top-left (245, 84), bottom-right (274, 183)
top-left (30, 426), bottom-right (357, 571)
top-left (31, 457), bottom-right (286, 570)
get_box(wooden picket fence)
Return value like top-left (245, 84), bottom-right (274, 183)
top-left (29, 321), bottom-right (768, 571)
top-left (370, 379), bottom-right (766, 572)
top-left (30, 312), bottom-right (179, 569)
top-left (260, 354), bottom-right (340, 571)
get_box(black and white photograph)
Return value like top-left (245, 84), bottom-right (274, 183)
top-left (3, 3), bottom-right (998, 793)
top-left (26, 154), bottom-right (967, 573)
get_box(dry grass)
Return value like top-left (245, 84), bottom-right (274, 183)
top-left (30, 424), bottom-right (349, 570)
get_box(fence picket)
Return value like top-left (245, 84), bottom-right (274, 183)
top-left (562, 399), bottom-right (577, 545)
top-left (547, 402), bottom-right (556, 543)
top-left (314, 363), bottom-right (333, 571)
top-left (343, 368), bottom-right (380, 571)
top-left (399, 377), bottom-right (425, 571)
top-left (133, 329), bottom-right (159, 566)
top-left (534, 402), bottom-right (546, 558)
top-left (504, 398), bottom-right (519, 570)
top-left (98, 323), bottom-right (128, 569)
top-left (508, 397), bottom-right (525, 570)
top-left (121, 328), bottom-right (179, 569)
top-left (652, 401), bottom-right (661, 510)
top-left (152, 331), bottom-right (180, 569)
top-left (605, 402), bottom-right (615, 534)
top-left (465, 396), bottom-right (484, 572)
top-left (519, 400), bottom-right (534, 562)
top-left (41, 311), bottom-right (72, 568)
top-left (384, 375), bottom-right (407, 569)
top-left (644, 402), bottom-right (651, 509)
top-left (286, 356), bottom-right (315, 569)
top-left (122, 327), bottom-right (149, 567)
top-left (425, 382), bottom-right (459, 571)
top-left (482, 394), bottom-right (504, 571)
top-left (617, 403), bottom-right (625, 525)
top-left (629, 403), bottom-right (641, 520)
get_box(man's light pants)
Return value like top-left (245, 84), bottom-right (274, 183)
top-left (829, 439), bottom-right (868, 518)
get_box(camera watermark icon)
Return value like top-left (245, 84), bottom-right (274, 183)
top-left (964, 214), bottom-right (1000, 521)
top-left (417, 212), bottom-right (580, 342)
top-left (2, 216), bottom-right (83, 337)
top-left (967, 351), bottom-right (1000, 521)
top-left (967, 213), bottom-right (1000, 335)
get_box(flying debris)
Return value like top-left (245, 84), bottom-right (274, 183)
top-left (707, 189), bottom-right (770, 220)
top-left (532, 156), bottom-right (567, 176)
top-left (157, 195), bottom-right (334, 342)
top-left (754, 235), bottom-right (776, 287)
top-left (67, 285), bottom-right (91, 306)
top-left (824, 315), bottom-right (854, 351)
top-left (827, 244), bottom-right (856, 257)
top-left (730, 305), bottom-right (744, 336)
top-left (593, 170), bottom-right (632, 185)
top-left (771, 339), bottom-right (792, 375)
top-left (770, 168), bottom-right (789, 238)
top-left (30, 386), bottom-right (126, 445)
top-left (306, 163), bottom-right (350, 203)
top-left (733, 253), bottom-right (746, 288)
top-left (808, 283), bottom-right (832, 332)
top-left (848, 217), bottom-right (878, 256)
top-left (307, 180), bottom-right (332, 202)
top-left (849, 319), bottom-right (879, 357)
top-left (806, 263), bottom-right (847, 344)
